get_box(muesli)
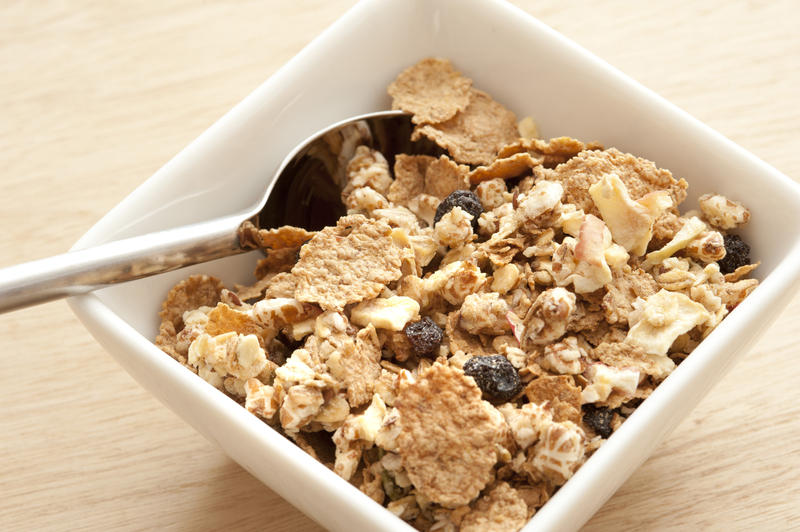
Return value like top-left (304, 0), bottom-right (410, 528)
top-left (154, 58), bottom-right (758, 531)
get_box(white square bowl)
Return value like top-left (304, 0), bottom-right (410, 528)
top-left (67, 0), bottom-right (800, 530)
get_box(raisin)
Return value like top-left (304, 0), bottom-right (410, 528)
top-left (582, 404), bottom-right (614, 438)
top-left (717, 234), bottom-right (751, 274)
top-left (403, 317), bottom-right (443, 356)
top-left (462, 355), bottom-right (522, 404)
top-left (433, 190), bottom-right (483, 230)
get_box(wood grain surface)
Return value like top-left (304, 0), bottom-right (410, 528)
top-left (1, 1), bottom-right (798, 530)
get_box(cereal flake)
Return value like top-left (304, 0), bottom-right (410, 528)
top-left (158, 274), bottom-right (224, 330)
top-left (413, 89), bottom-right (519, 165)
top-left (396, 364), bottom-right (507, 508)
top-left (388, 58), bottom-right (473, 125)
top-left (523, 375), bottom-right (582, 424)
top-left (549, 148), bottom-right (688, 216)
top-left (292, 215), bottom-right (404, 310)
top-left (460, 482), bottom-right (529, 532)
top-left (238, 221), bottom-right (314, 251)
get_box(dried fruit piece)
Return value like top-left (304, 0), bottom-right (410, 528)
top-left (717, 234), bottom-right (751, 274)
top-left (625, 289), bottom-right (710, 357)
top-left (434, 190), bottom-right (483, 230)
top-left (463, 355), bottom-right (522, 404)
top-left (403, 317), bottom-right (444, 356)
top-left (582, 404), bottom-right (614, 438)
top-left (351, 296), bottom-right (420, 331)
top-left (589, 172), bottom-right (672, 255)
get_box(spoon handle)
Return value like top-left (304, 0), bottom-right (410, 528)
top-left (0, 215), bottom-right (246, 313)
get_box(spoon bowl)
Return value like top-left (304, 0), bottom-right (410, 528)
top-left (0, 110), bottom-right (425, 312)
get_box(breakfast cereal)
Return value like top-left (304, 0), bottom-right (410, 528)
top-left (153, 57), bottom-right (759, 531)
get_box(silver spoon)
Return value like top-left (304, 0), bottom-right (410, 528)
top-left (0, 110), bottom-right (436, 313)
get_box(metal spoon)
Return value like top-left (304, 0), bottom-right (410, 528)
top-left (0, 110), bottom-right (434, 313)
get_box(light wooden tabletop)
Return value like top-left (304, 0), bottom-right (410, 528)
top-left (1, 1), bottom-right (798, 530)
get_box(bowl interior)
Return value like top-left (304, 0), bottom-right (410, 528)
top-left (70, 0), bottom-right (800, 530)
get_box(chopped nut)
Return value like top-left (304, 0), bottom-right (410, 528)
top-left (280, 384), bottom-right (325, 432)
top-left (516, 287), bottom-right (576, 348)
top-left (498, 402), bottom-right (553, 450)
top-left (439, 261), bottom-right (488, 305)
top-left (188, 332), bottom-right (267, 383)
top-left (540, 336), bottom-right (586, 375)
top-left (326, 325), bottom-right (383, 408)
top-left (341, 145), bottom-right (393, 201)
top-left (581, 363), bottom-right (640, 404)
top-left (513, 180), bottom-right (563, 228)
top-left (698, 193), bottom-right (750, 229)
top-left (552, 215), bottom-right (620, 293)
top-left (491, 264), bottom-right (520, 294)
top-left (528, 420), bottom-right (585, 485)
top-left (460, 292), bottom-right (511, 335)
top-left (475, 178), bottom-right (513, 211)
top-left (435, 206), bottom-right (475, 248)
top-left (685, 230), bottom-right (726, 263)
top-left (245, 378), bottom-right (279, 419)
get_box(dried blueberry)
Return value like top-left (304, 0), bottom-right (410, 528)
top-left (582, 404), bottom-right (614, 438)
top-left (433, 190), bottom-right (483, 230)
top-left (717, 234), bottom-right (751, 274)
top-left (403, 317), bottom-right (444, 356)
top-left (462, 355), bottom-right (522, 403)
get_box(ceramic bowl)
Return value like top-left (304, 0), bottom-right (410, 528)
top-left (68, 0), bottom-right (800, 530)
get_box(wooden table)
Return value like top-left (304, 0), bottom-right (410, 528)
top-left (1, 1), bottom-right (798, 530)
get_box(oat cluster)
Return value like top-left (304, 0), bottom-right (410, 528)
top-left (154, 58), bottom-right (759, 532)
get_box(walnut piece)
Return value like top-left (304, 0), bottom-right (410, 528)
top-left (698, 193), bottom-right (750, 229)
